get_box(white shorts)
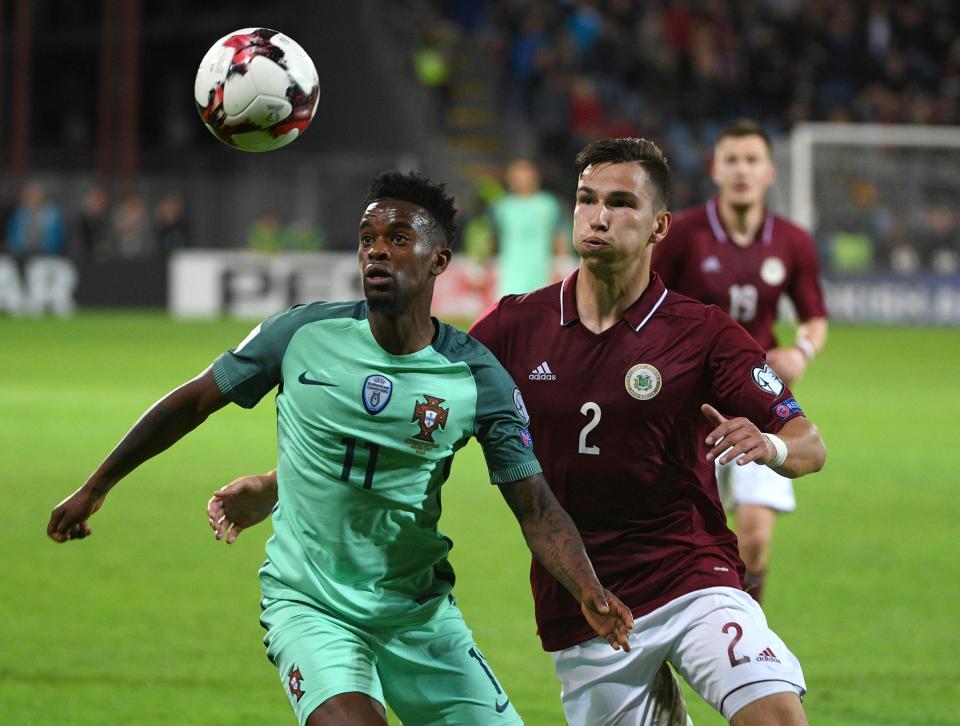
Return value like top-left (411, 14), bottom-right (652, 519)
top-left (717, 459), bottom-right (796, 513)
top-left (551, 587), bottom-right (806, 724)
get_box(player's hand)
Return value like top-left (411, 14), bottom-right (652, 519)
top-left (47, 485), bottom-right (105, 542)
top-left (765, 346), bottom-right (806, 384)
top-left (207, 473), bottom-right (276, 544)
top-left (701, 403), bottom-right (777, 466)
top-left (580, 587), bottom-right (634, 652)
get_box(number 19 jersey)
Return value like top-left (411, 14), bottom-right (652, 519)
top-left (653, 199), bottom-right (827, 350)
top-left (212, 301), bottom-right (540, 628)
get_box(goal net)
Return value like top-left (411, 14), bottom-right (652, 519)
top-left (789, 122), bottom-right (960, 324)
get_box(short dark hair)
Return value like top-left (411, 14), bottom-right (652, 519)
top-left (575, 138), bottom-right (671, 209)
top-left (716, 119), bottom-right (771, 152)
top-left (363, 171), bottom-right (458, 247)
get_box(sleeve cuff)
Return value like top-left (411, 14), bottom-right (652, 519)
top-left (489, 460), bottom-right (542, 485)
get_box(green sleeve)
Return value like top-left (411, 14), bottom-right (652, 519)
top-left (212, 301), bottom-right (362, 408)
top-left (439, 328), bottom-right (542, 484)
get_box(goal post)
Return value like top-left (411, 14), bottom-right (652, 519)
top-left (789, 122), bottom-right (960, 324)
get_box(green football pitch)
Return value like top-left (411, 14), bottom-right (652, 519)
top-left (2, 312), bottom-right (957, 725)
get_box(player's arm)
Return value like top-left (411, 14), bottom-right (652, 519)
top-left (766, 315), bottom-right (828, 383)
top-left (207, 469), bottom-right (279, 544)
top-left (47, 368), bottom-right (229, 543)
top-left (701, 403), bottom-right (825, 479)
top-left (796, 315), bottom-right (827, 357)
top-left (499, 474), bottom-right (634, 651)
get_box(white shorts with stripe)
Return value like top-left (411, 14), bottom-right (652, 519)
top-left (551, 587), bottom-right (805, 724)
top-left (717, 459), bottom-right (796, 513)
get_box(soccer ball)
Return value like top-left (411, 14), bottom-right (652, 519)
top-left (194, 28), bottom-right (320, 152)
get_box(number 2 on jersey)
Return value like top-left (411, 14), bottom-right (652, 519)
top-left (340, 437), bottom-right (380, 489)
top-left (579, 402), bottom-right (601, 455)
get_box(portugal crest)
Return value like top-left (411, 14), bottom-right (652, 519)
top-left (362, 374), bottom-right (393, 415)
top-left (411, 395), bottom-right (448, 442)
top-left (287, 665), bottom-right (305, 703)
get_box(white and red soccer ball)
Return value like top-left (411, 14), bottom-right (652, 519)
top-left (194, 28), bottom-right (320, 152)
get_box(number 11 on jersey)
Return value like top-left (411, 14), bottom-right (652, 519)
top-left (340, 437), bottom-right (380, 489)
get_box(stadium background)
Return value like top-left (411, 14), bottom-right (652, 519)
top-left (2, 1), bottom-right (958, 724)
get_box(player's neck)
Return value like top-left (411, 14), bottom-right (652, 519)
top-left (718, 197), bottom-right (765, 247)
top-left (575, 257), bottom-right (650, 334)
top-left (367, 302), bottom-right (437, 355)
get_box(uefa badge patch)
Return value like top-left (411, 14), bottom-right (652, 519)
top-left (751, 364), bottom-right (784, 397)
top-left (513, 387), bottom-right (530, 425)
top-left (625, 364), bottom-right (662, 400)
top-left (760, 256), bottom-right (786, 286)
top-left (362, 374), bottom-right (393, 415)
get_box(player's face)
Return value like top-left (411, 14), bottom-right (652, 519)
top-left (573, 162), bottom-right (670, 268)
top-left (358, 200), bottom-right (450, 312)
top-left (711, 135), bottom-right (775, 209)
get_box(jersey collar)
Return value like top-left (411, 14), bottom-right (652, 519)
top-left (707, 197), bottom-right (773, 246)
top-left (560, 269), bottom-right (669, 333)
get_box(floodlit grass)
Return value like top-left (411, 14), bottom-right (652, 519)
top-left (2, 313), bottom-right (957, 725)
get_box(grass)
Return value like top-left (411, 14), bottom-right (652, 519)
top-left (1, 313), bottom-right (957, 725)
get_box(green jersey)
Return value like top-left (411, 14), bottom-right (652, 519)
top-left (490, 191), bottom-right (562, 295)
top-left (212, 301), bottom-right (540, 628)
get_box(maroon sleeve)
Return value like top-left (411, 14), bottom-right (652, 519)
top-left (651, 223), bottom-right (685, 288)
top-left (787, 229), bottom-right (828, 322)
top-left (468, 300), bottom-right (502, 356)
top-left (703, 307), bottom-right (805, 433)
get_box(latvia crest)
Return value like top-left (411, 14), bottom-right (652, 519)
top-left (412, 395), bottom-right (448, 442)
top-left (362, 374), bottom-right (393, 414)
top-left (625, 363), bottom-right (662, 400)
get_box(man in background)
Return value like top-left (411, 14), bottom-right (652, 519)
top-left (653, 119), bottom-right (829, 604)
top-left (490, 158), bottom-right (568, 295)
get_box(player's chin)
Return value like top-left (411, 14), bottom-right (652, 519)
top-left (578, 248), bottom-right (616, 267)
top-left (364, 285), bottom-right (400, 311)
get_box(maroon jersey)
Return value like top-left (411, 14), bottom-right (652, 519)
top-left (469, 272), bottom-right (805, 651)
top-left (653, 198), bottom-right (827, 350)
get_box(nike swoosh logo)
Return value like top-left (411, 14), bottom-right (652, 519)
top-left (496, 699), bottom-right (510, 714)
top-left (298, 371), bottom-right (337, 387)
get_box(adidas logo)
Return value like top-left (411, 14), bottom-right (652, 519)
top-left (529, 361), bottom-right (557, 381)
top-left (702, 255), bottom-right (722, 273)
top-left (756, 647), bottom-right (781, 664)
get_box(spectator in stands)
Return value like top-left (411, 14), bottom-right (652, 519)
top-left (111, 191), bottom-right (155, 259)
top-left (154, 192), bottom-right (189, 255)
top-left (77, 184), bottom-right (111, 262)
top-left (5, 182), bottom-right (66, 257)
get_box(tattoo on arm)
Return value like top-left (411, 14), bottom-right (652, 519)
top-left (501, 476), bottom-right (596, 601)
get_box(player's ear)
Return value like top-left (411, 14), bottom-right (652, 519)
top-left (650, 210), bottom-right (672, 245)
top-left (432, 245), bottom-right (452, 277)
top-left (766, 161), bottom-right (777, 187)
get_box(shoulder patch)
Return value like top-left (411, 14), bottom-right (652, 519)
top-left (513, 387), bottom-right (530, 425)
top-left (752, 364), bottom-right (784, 397)
top-left (773, 397), bottom-right (803, 421)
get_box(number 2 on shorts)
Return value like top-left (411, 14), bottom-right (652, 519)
top-left (723, 621), bottom-right (750, 667)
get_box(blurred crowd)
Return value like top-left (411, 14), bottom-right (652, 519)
top-left (414, 0), bottom-right (960, 273)
top-left (431, 0), bottom-right (960, 196)
top-left (0, 182), bottom-right (328, 263)
top-left (0, 183), bottom-right (189, 263)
